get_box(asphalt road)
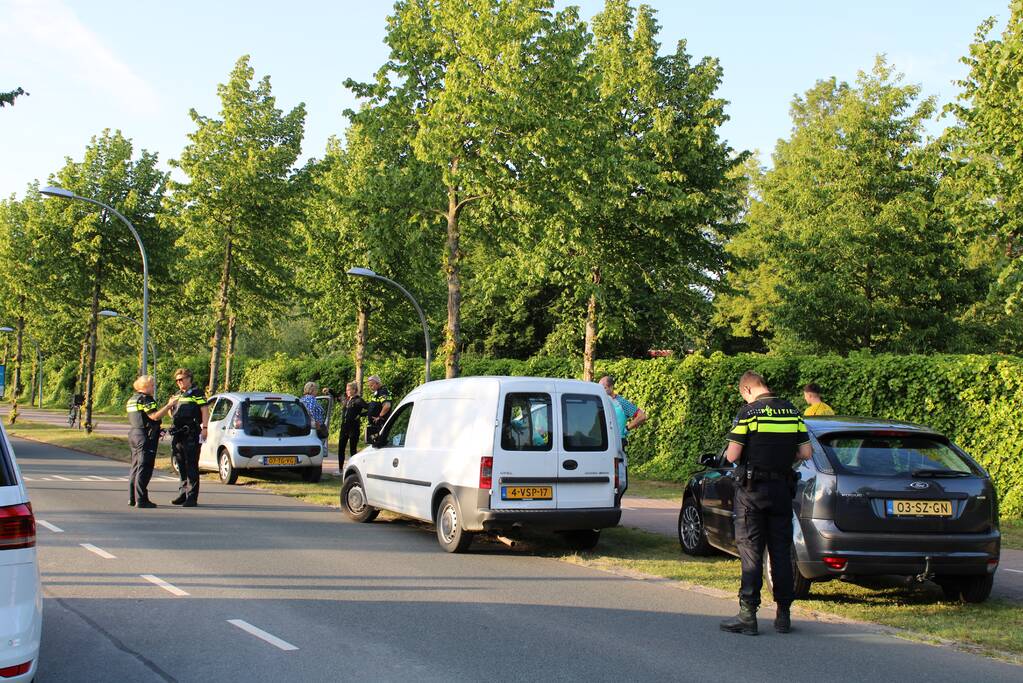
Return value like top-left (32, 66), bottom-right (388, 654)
top-left (16, 437), bottom-right (1022, 682)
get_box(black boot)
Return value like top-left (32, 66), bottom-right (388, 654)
top-left (720, 601), bottom-right (758, 635)
top-left (170, 495), bottom-right (186, 505)
top-left (774, 604), bottom-right (791, 633)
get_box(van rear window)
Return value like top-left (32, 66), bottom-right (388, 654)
top-left (501, 393), bottom-right (552, 451)
top-left (562, 394), bottom-right (608, 452)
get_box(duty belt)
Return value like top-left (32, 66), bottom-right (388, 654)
top-left (751, 470), bottom-right (790, 481)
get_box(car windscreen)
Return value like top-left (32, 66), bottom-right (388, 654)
top-left (243, 400), bottom-right (311, 438)
top-left (818, 432), bottom-right (978, 477)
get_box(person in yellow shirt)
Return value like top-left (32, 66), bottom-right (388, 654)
top-left (802, 383), bottom-right (835, 416)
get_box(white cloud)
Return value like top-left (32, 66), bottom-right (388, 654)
top-left (1, 0), bottom-right (161, 115)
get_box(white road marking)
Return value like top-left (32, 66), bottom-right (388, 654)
top-left (141, 574), bottom-right (190, 596)
top-left (1004, 568), bottom-right (1023, 574)
top-left (23, 476), bottom-right (34, 481)
top-left (80, 543), bottom-right (116, 559)
top-left (38, 477), bottom-right (52, 481)
top-left (83, 475), bottom-right (111, 481)
top-left (227, 620), bottom-right (299, 651)
top-left (52, 475), bottom-right (73, 481)
top-left (37, 520), bottom-right (64, 533)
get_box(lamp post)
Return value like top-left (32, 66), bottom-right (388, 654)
top-left (346, 267), bottom-right (432, 383)
top-left (40, 186), bottom-right (149, 374)
top-left (99, 310), bottom-right (158, 395)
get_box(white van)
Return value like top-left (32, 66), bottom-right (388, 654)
top-left (340, 377), bottom-right (624, 552)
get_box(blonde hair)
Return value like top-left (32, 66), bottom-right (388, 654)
top-left (133, 375), bottom-right (154, 393)
top-left (346, 381), bottom-right (359, 393)
top-left (304, 381), bottom-right (319, 395)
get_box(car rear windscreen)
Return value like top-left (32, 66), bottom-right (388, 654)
top-left (819, 433), bottom-right (977, 477)
top-left (0, 439), bottom-right (13, 486)
top-left (244, 400), bottom-right (311, 438)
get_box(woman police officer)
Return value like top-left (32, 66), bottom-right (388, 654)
top-left (127, 375), bottom-right (177, 508)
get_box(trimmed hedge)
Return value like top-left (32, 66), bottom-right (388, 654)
top-left (31, 351), bottom-right (1023, 516)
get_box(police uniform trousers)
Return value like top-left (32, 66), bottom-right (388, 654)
top-left (339, 427), bottom-right (360, 462)
top-left (733, 480), bottom-right (795, 608)
top-left (128, 429), bottom-right (158, 505)
top-left (172, 429), bottom-right (201, 503)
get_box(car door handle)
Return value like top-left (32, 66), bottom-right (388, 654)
top-left (392, 458), bottom-right (399, 468)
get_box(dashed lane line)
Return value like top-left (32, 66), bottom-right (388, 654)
top-left (227, 620), bottom-right (299, 651)
top-left (37, 520), bottom-right (64, 533)
top-left (81, 543), bottom-right (117, 559)
top-left (52, 475), bottom-right (73, 481)
top-left (141, 574), bottom-right (190, 597)
top-left (1004, 568), bottom-right (1023, 574)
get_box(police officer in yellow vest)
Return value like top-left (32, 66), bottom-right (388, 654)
top-left (169, 368), bottom-right (209, 507)
top-left (127, 375), bottom-right (177, 508)
top-left (720, 371), bottom-right (812, 636)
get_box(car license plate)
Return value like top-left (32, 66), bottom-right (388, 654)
top-left (886, 499), bottom-right (952, 517)
top-left (263, 456), bottom-right (299, 466)
top-left (502, 485), bottom-right (552, 501)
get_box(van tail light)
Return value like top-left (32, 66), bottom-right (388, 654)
top-left (614, 458), bottom-right (621, 492)
top-left (0, 503), bottom-right (35, 550)
top-left (479, 457), bottom-right (493, 490)
top-left (0, 660), bottom-right (32, 677)
top-left (823, 556), bottom-right (847, 571)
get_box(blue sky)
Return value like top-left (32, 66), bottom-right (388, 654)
top-left (0, 0), bottom-right (1010, 198)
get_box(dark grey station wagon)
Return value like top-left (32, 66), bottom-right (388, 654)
top-left (678, 416), bottom-right (1001, 602)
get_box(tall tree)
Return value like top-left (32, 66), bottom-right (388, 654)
top-left (0, 87), bottom-right (28, 108)
top-left (346, 0), bottom-right (588, 378)
top-left (530, 0), bottom-right (743, 376)
top-left (31, 132), bottom-right (168, 428)
top-left (716, 59), bottom-right (969, 353)
top-left (169, 56), bottom-right (306, 394)
top-left (941, 0), bottom-right (1023, 351)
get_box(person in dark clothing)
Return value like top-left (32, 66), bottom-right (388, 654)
top-left (719, 371), bottom-right (812, 636)
top-left (168, 368), bottom-right (209, 507)
top-left (127, 375), bottom-right (177, 508)
top-left (364, 375), bottom-right (392, 441)
top-left (339, 381), bottom-right (367, 465)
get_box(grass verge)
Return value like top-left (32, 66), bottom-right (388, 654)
top-left (1002, 519), bottom-right (1022, 551)
top-left (556, 526), bottom-right (1023, 660)
top-left (625, 478), bottom-right (683, 501)
top-left (10, 420), bottom-right (1022, 660)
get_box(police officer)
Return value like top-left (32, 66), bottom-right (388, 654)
top-left (168, 368), bottom-right (209, 507)
top-left (720, 371), bottom-right (812, 635)
top-left (364, 375), bottom-right (391, 442)
top-left (127, 375), bottom-right (177, 508)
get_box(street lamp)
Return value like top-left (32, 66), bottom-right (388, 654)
top-left (99, 310), bottom-right (158, 395)
top-left (41, 186), bottom-right (149, 375)
top-left (346, 267), bottom-right (432, 383)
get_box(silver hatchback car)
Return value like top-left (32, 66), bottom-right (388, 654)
top-left (197, 392), bottom-right (327, 484)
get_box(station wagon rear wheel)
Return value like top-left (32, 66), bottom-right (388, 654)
top-left (764, 545), bottom-right (812, 600)
top-left (678, 497), bottom-right (712, 556)
top-left (436, 494), bottom-right (473, 553)
top-left (341, 476), bottom-right (379, 523)
top-left (218, 450), bottom-right (238, 485)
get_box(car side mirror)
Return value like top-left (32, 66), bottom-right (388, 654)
top-left (699, 452), bottom-right (717, 468)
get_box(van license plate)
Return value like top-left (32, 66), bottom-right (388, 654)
top-left (502, 486), bottom-right (552, 501)
top-left (263, 456), bottom-right (299, 466)
top-left (886, 500), bottom-right (952, 517)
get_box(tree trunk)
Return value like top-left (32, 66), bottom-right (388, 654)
top-left (207, 238), bottom-right (233, 395)
top-left (28, 351), bottom-right (37, 408)
top-left (83, 262), bottom-right (102, 433)
top-left (223, 312), bottom-right (237, 392)
top-left (582, 268), bottom-right (601, 382)
top-left (354, 305), bottom-right (368, 392)
top-left (443, 182), bottom-right (462, 379)
top-left (13, 316), bottom-right (23, 399)
top-left (75, 333), bottom-right (88, 397)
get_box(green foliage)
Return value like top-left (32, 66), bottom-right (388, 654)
top-left (941, 1), bottom-right (1023, 350)
top-left (0, 87), bottom-right (27, 108)
top-left (716, 59), bottom-right (974, 354)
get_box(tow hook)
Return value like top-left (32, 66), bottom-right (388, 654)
top-left (914, 556), bottom-right (934, 583)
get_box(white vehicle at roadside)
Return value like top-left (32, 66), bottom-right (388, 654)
top-left (197, 392), bottom-right (327, 484)
top-left (340, 377), bottom-right (624, 552)
top-left (0, 423), bottom-right (41, 682)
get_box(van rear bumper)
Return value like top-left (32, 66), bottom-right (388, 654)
top-left (475, 507), bottom-right (622, 532)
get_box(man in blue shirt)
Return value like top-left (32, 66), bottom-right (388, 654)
top-left (598, 375), bottom-right (647, 448)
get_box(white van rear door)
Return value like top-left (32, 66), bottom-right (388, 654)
top-left (555, 391), bottom-right (615, 509)
top-left (491, 387), bottom-right (558, 510)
